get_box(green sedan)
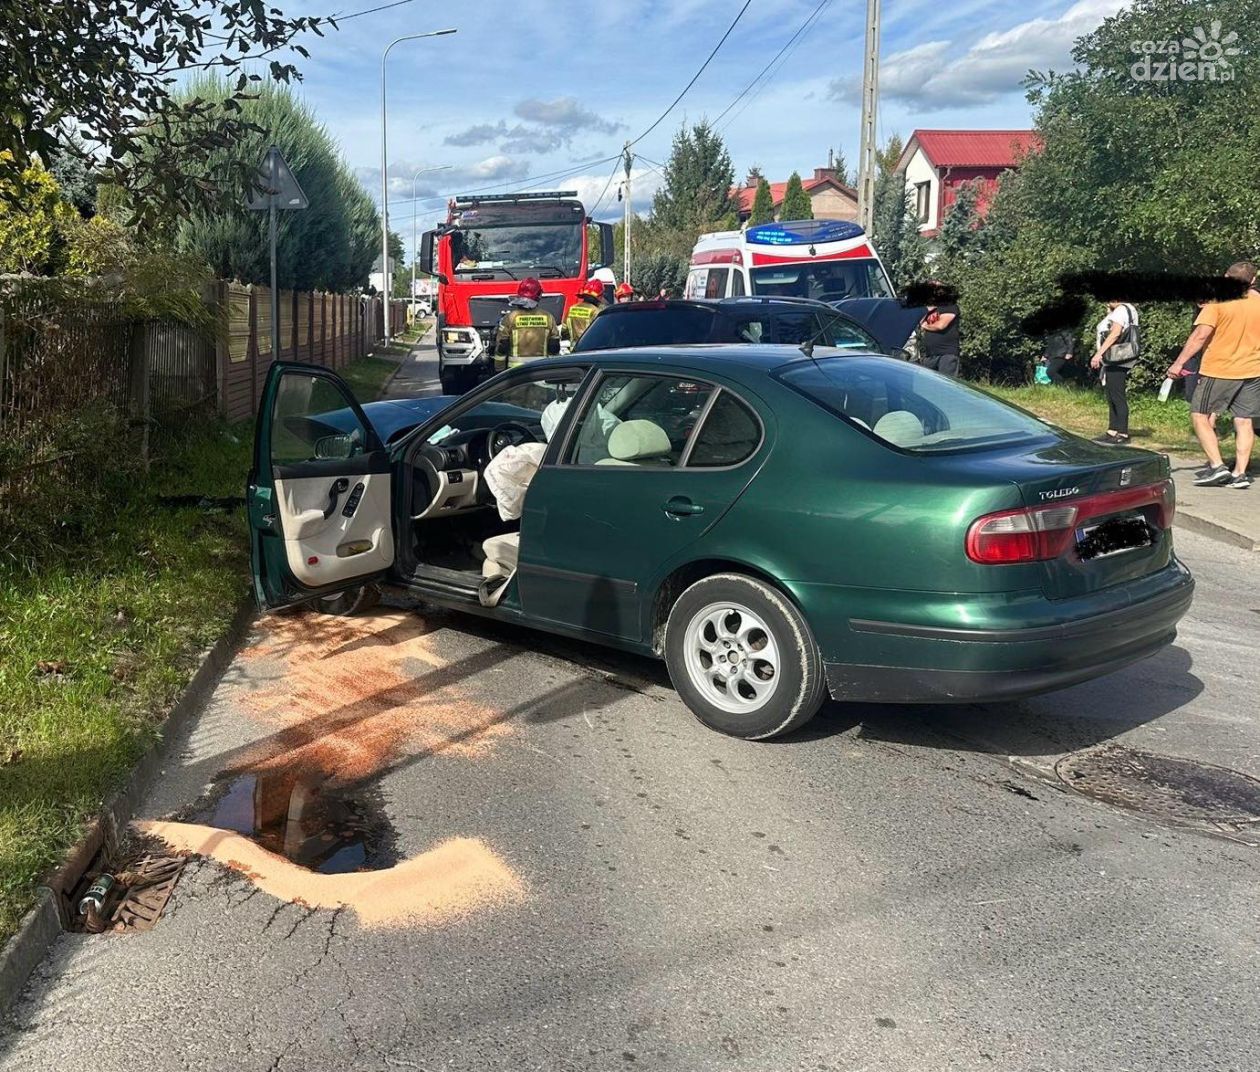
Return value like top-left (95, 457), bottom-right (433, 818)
top-left (248, 347), bottom-right (1194, 739)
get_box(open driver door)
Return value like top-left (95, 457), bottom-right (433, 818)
top-left (247, 363), bottom-right (394, 610)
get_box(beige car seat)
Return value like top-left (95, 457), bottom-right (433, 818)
top-left (594, 419), bottom-right (674, 466)
top-left (873, 410), bottom-right (925, 447)
top-left (481, 531), bottom-right (520, 579)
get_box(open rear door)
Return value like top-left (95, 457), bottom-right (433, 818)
top-left (248, 363), bottom-right (394, 610)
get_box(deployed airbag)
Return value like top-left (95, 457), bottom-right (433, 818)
top-left (484, 442), bottom-right (546, 521)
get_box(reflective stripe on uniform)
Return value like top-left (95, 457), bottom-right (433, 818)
top-left (566, 303), bottom-right (598, 344)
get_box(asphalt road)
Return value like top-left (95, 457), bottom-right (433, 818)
top-left (3, 339), bottom-right (1258, 1071)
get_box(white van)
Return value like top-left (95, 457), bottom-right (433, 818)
top-left (687, 219), bottom-right (894, 303)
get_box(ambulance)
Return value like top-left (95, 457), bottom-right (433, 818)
top-left (687, 219), bottom-right (894, 303)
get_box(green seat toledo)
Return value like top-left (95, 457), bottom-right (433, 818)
top-left (248, 346), bottom-right (1194, 739)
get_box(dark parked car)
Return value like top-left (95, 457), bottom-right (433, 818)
top-left (249, 348), bottom-right (1193, 740)
top-left (572, 297), bottom-right (910, 358)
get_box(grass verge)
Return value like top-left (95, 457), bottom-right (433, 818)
top-left (0, 355), bottom-right (389, 942)
top-left (983, 382), bottom-right (1233, 456)
top-left (340, 354), bottom-right (400, 402)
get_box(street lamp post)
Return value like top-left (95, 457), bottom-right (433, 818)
top-left (412, 164), bottom-right (452, 319)
top-left (381, 27), bottom-right (456, 347)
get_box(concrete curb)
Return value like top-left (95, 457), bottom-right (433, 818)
top-left (1174, 510), bottom-right (1259, 552)
top-left (0, 595), bottom-right (257, 1015)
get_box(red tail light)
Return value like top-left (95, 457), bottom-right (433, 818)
top-left (966, 480), bottom-right (1174, 565)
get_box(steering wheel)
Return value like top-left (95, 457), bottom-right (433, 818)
top-left (487, 420), bottom-right (539, 459)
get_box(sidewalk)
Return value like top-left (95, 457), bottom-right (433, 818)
top-left (1168, 454), bottom-right (1260, 551)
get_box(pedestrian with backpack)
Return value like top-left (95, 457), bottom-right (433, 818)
top-left (1089, 299), bottom-right (1140, 444)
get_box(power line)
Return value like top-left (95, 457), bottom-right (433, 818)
top-left (629, 0), bottom-right (753, 146)
top-left (713, 0), bottom-right (831, 129)
top-left (331, 0), bottom-right (420, 20)
top-left (588, 155), bottom-right (627, 217)
top-left (375, 3), bottom-right (758, 217)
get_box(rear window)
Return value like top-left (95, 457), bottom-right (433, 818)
top-left (777, 357), bottom-right (1053, 453)
top-left (573, 306), bottom-right (714, 352)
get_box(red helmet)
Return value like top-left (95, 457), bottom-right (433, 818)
top-left (579, 279), bottom-right (604, 301)
top-left (615, 282), bottom-right (635, 300)
top-left (517, 277), bottom-right (543, 302)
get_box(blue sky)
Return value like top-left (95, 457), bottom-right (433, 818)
top-left (281, 0), bottom-right (1126, 239)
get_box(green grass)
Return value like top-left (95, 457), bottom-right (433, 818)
top-left (342, 354), bottom-right (400, 400)
top-left (983, 382), bottom-right (1233, 456)
top-left (0, 355), bottom-right (391, 941)
top-left (396, 320), bottom-right (432, 344)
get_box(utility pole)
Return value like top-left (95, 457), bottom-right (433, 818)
top-left (856, 0), bottom-right (881, 232)
top-left (411, 165), bottom-right (451, 320)
top-left (622, 142), bottom-right (633, 287)
top-left (380, 28), bottom-right (456, 347)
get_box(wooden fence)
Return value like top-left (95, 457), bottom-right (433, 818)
top-left (1, 281), bottom-right (400, 446)
top-left (217, 283), bottom-right (381, 423)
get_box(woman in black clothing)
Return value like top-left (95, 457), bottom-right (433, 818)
top-left (1089, 301), bottom-right (1140, 445)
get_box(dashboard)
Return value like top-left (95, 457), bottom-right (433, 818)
top-left (410, 420), bottom-right (544, 520)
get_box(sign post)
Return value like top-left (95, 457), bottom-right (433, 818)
top-left (247, 145), bottom-right (309, 360)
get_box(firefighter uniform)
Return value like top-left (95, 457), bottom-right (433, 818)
top-left (564, 299), bottom-right (601, 346)
top-left (495, 307), bottom-right (559, 368)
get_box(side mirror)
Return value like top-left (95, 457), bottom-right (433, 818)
top-left (314, 433), bottom-right (357, 460)
top-left (594, 222), bottom-right (614, 269)
top-left (436, 272), bottom-right (449, 285)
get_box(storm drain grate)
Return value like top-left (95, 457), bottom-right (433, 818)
top-left (111, 854), bottom-right (186, 932)
top-left (1055, 746), bottom-right (1260, 830)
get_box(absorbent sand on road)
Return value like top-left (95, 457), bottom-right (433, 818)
top-left (2, 526), bottom-right (1258, 1072)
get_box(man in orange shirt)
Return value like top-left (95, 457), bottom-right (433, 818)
top-left (1168, 262), bottom-right (1260, 489)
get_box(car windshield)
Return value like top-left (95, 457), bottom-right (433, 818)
top-left (450, 223), bottom-right (582, 279)
top-left (751, 260), bottom-right (892, 301)
top-left (816, 312), bottom-right (881, 351)
top-left (573, 306), bottom-right (715, 351)
top-left (777, 356), bottom-right (1053, 453)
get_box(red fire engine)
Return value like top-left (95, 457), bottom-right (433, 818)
top-left (420, 191), bottom-right (614, 393)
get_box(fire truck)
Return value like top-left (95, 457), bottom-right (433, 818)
top-left (420, 191), bottom-right (614, 393)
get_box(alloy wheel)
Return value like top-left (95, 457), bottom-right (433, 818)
top-left (681, 601), bottom-right (781, 714)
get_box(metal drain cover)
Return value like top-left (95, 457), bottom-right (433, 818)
top-left (1055, 746), bottom-right (1260, 828)
top-left (112, 854), bottom-right (185, 932)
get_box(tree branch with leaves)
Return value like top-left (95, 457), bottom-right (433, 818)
top-left (1, 1), bottom-right (337, 224)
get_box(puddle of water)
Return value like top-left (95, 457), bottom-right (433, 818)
top-left (195, 771), bottom-right (397, 875)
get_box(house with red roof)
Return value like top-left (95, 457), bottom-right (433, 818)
top-left (896, 129), bottom-right (1041, 237)
top-left (731, 164), bottom-right (859, 224)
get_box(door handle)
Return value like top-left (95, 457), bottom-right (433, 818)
top-left (323, 478), bottom-right (350, 519)
top-left (663, 496), bottom-right (705, 518)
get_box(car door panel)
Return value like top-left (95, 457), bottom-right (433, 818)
top-left (249, 362), bottom-right (393, 610)
top-left (517, 372), bottom-right (771, 643)
top-left (272, 461), bottom-right (393, 588)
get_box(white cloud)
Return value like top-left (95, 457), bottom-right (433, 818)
top-left (356, 155), bottom-right (532, 209)
top-left (833, 0), bottom-right (1127, 110)
top-left (514, 97), bottom-right (624, 136)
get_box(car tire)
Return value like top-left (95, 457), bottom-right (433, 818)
top-left (306, 583), bottom-right (381, 617)
top-left (664, 573), bottom-right (825, 740)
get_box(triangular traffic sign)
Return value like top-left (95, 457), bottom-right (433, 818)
top-left (246, 145), bottom-right (309, 211)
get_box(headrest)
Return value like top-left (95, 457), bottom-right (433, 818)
top-left (607, 419), bottom-right (672, 461)
top-left (873, 410), bottom-right (925, 446)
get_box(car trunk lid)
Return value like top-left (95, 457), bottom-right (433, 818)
top-left (950, 440), bottom-right (1174, 598)
top-left (1013, 452), bottom-right (1173, 598)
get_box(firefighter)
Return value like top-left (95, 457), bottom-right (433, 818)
top-left (564, 279), bottom-right (606, 347)
top-left (615, 281), bottom-right (636, 303)
top-left (494, 278), bottom-right (559, 369)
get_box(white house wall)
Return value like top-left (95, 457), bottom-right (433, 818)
top-left (902, 148), bottom-right (939, 233)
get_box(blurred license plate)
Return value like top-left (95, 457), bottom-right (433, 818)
top-left (1076, 514), bottom-right (1154, 560)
